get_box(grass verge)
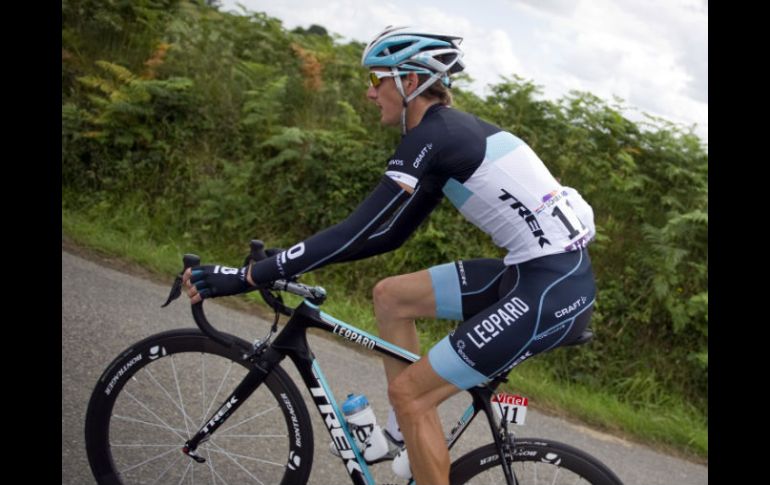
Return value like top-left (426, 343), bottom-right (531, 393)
top-left (62, 207), bottom-right (707, 463)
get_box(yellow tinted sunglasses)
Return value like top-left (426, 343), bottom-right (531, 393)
top-left (369, 70), bottom-right (408, 88)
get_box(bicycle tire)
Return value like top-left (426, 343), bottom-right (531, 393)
top-left (85, 328), bottom-right (314, 485)
top-left (449, 437), bottom-right (624, 485)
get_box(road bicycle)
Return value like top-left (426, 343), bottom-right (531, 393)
top-left (85, 241), bottom-right (624, 484)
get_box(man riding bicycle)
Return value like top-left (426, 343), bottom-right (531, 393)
top-left (184, 25), bottom-right (597, 485)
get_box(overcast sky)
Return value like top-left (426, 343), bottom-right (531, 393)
top-left (218, 0), bottom-right (708, 144)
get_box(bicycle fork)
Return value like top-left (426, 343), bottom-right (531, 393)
top-left (181, 346), bottom-right (285, 462)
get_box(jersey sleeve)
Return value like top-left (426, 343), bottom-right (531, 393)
top-left (248, 175), bottom-right (409, 284)
top-left (384, 131), bottom-right (439, 189)
top-left (335, 185), bottom-right (444, 262)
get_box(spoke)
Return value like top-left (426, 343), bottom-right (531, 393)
top-left (113, 413), bottom-right (187, 435)
top-left (206, 446), bottom-right (284, 467)
top-left (212, 465), bottom-right (229, 485)
top-left (177, 459), bottom-right (192, 485)
top-left (208, 441), bottom-right (268, 485)
top-left (170, 355), bottom-right (193, 438)
top-left (201, 353), bottom-right (207, 425)
top-left (124, 390), bottom-right (189, 442)
top-left (150, 452), bottom-right (183, 485)
top-left (118, 446), bottom-right (179, 474)
top-left (201, 361), bottom-right (235, 428)
top-left (206, 447), bottom-right (230, 485)
top-left (143, 366), bottom-right (198, 432)
top-left (218, 406), bottom-right (280, 434)
top-left (112, 443), bottom-right (180, 448)
top-left (215, 433), bottom-right (287, 439)
top-left (205, 447), bottom-right (218, 485)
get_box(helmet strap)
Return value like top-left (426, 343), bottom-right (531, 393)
top-left (394, 69), bottom-right (445, 135)
top-left (406, 70), bottom-right (444, 103)
top-left (393, 68), bottom-right (409, 135)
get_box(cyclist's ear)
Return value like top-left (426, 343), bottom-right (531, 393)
top-left (406, 72), bottom-right (418, 89)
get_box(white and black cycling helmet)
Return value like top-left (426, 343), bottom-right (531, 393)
top-left (362, 26), bottom-right (465, 132)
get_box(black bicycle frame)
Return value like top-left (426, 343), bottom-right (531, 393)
top-left (182, 299), bottom-right (515, 485)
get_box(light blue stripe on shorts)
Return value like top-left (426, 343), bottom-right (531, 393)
top-left (428, 336), bottom-right (488, 389)
top-left (428, 263), bottom-right (463, 320)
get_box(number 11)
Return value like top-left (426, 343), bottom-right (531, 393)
top-left (551, 202), bottom-right (585, 240)
top-left (503, 405), bottom-right (520, 424)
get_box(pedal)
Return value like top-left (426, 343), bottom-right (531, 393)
top-left (380, 429), bottom-right (405, 460)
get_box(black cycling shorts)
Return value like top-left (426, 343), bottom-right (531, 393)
top-left (427, 248), bottom-right (595, 389)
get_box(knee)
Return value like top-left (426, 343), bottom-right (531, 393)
top-left (373, 277), bottom-right (404, 319)
top-left (388, 374), bottom-right (418, 416)
top-left (388, 371), bottom-right (433, 420)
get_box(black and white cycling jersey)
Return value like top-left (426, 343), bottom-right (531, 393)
top-left (248, 103), bottom-right (595, 286)
top-left (242, 103), bottom-right (598, 387)
top-left (383, 104), bottom-right (595, 264)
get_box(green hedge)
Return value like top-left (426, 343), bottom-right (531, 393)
top-left (62, 0), bottom-right (708, 416)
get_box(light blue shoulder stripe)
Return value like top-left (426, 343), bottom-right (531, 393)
top-left (485, 131), bottom-right (525, 162)
top-left (442, 178), bottom-right (474, 208)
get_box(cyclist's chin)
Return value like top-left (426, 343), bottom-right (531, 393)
top-left (379, 112), bottom-right (400, 127)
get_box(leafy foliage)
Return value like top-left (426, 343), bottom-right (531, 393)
top-left (62, 1), bottom-right (708, 415)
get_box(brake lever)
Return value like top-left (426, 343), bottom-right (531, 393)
top-left (161, 272), bottom-right (184, 308)
top-left (162, 254), bottom-right (200, 308)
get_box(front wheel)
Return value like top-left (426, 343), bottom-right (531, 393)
top-left (450, 438), bottom-right (624, 485)
top-left (85, 329), bottom-right (314, 485)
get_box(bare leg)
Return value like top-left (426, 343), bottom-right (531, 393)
top-left (372, 270), bottom-right (436, 384)
top-left (389, 357), bottom-right (461, 485)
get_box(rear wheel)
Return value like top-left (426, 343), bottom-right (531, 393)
top-left (450, 438), bottom-right (624, 485)
top-left (85, 329), bottom-right (314, 485)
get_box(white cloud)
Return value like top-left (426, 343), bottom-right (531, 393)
top-left (466, 29), bottom-right (524, 90)
top-left (221, 1), bottom-right (527, 96)
top-left (505, 0), bottom-right (578, 17)
top-left (218, 0), bottom-right (707, 142)
top-left (405, 8), bottom-right (525, 93)
top-left (504, 0), bottom-right (707, 140)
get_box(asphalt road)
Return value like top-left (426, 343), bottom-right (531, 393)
top-left (62, 248), bottom-right (707, 484)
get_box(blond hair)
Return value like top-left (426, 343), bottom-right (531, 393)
top-left (417, 74), bottom-right (453, 105)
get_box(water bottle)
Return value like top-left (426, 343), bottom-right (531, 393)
top-left (340, 393), bottom-right (389, 462)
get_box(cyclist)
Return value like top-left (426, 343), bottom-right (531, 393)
top-left (183, 26), bottom-right (597, 485)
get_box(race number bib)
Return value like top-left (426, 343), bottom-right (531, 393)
top-left (491, 393), bottom-right (528, 425)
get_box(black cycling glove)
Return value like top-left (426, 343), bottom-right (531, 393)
top-left (190, 264), bottom-right (253, 300)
